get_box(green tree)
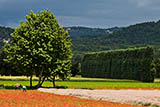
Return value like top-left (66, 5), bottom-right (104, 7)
top-left (3, 9), bottom-right (73, 88)
top-left (154, 58), bottom-right (160, 78)
top-left (71, 61), bottom-right (81, 77)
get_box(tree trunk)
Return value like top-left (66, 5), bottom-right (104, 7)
top-left (39, 77), bottom-right (46, 87)
top-left (30, 75), bottom-right (33, 88)
top-left (38, 76), bottom-right (42, 87)
top-left (36, 76), bottom-right (46, 88)
top-left (36, 67), bottom-right (44, 88)
top-left (52, 76), bottom-right (56, 88)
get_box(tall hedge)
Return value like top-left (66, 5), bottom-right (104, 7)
top-left (81, 47), bottom-right (155, 82)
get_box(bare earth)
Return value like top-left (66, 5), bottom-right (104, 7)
top-left (38, 88), bottom-right (160, 106)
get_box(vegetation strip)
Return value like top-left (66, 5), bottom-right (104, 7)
top-left (82, 47), bottom-right (154, 82)
top-left (0, 77), bottom-right (160, 89)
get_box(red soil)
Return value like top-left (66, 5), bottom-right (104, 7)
top-left (0, 89), bottom-right (143, 107)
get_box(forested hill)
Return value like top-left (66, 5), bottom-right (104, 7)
top-left (0, 26), bottom-right (13, 39)
top-left (0, 26), bottom-right (13, 50)
top-left (72, 21), bottom-right (160, 56)
top-left (110, 21), bottom-right (160, 45)
top-left (0, 26), bottom-right (120, 50)
top-left (1, 21), bottom-right (160, 57)
top-left (63, 26), bottom-right (120, 37)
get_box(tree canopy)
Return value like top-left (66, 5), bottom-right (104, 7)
top-left (3, 9), bottom-right (73, 87)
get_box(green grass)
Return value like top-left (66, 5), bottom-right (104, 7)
top-left (0, 76), bottom-right (160, 89)
top-left (55, 81), bottom-right (160, 88)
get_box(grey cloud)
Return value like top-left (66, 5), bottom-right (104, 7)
top-left (130, 0), bottom-right (160, 10)
top-left (0, 0), bottom-right (160, 28)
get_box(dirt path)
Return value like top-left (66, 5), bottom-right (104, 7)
top-left (38, 88), bottom-right (160, 106)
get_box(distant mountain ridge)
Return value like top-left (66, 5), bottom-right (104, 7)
top-left (1, 21), bottom-right (160, 57)
top-left (0, 26), bottom-right (121, 50)
top-left (70, 21), bottom-right (160, 58)
top-left (63, 26), bottom-right (120, 37)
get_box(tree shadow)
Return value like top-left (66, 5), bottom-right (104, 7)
top-left (0, 84), bottom-right (37, 90)
top-left (41, 86), bottom-right (68, 89)
top-left (0, 84), bottom-right (68, 90)
top-left (56, 79), bottom-right (141, 83)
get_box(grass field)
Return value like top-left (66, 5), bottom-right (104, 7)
top-left (0, 76), bottom-right (160, 89)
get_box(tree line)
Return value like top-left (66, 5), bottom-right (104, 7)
top-left (81, 47), bottom-right (155, 82)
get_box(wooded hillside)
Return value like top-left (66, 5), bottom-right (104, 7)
top-left (1, 21), bottom-right (160, 57)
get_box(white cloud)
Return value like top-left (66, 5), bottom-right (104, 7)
top-left (136, 0), bottom-right (151, 7)
top-left (129, 0), bottom-right (160, 10)
top-left (129, 0), bottom-right (152, 7)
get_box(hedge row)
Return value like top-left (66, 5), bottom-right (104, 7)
top-left (81, 47), bottom-right (155, 82)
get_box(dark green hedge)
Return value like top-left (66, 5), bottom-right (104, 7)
top-left (81, 47), bottom-right (155, 82)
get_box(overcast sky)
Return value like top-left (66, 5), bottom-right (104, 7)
top-left (0, 0), bottom-right (160, 28)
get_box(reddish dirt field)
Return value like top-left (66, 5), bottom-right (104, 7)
top-left (0, 89), bottom-right (143, 107)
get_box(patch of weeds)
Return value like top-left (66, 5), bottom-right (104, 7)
top-left (126, 101), bottom-right (142, 106)
top-left (74, 94), bottom-right (82, 97)
top-left (141, 102), bottom-right (151, 106)
top-left (0, 84), bottom-right (4, 89)
top-left (80, 88), bottom-right (93, 90)
top-left (132, 102), bottom-right (152, 107)
top-left (69, 93), bottom-right (72, 96)
top-left (151, 104), bottom-right (160, 107)
top-left (69, 94), bottom-right (82, 97)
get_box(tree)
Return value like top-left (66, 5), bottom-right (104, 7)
top-left (3, 9), bottom-right (73, 88)
top-left (71, 61), bottom-right (81, 77)
top-left (154, 58), bottom-right (160, 78)
top-left (0, 51), bottom-right (20, 76)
